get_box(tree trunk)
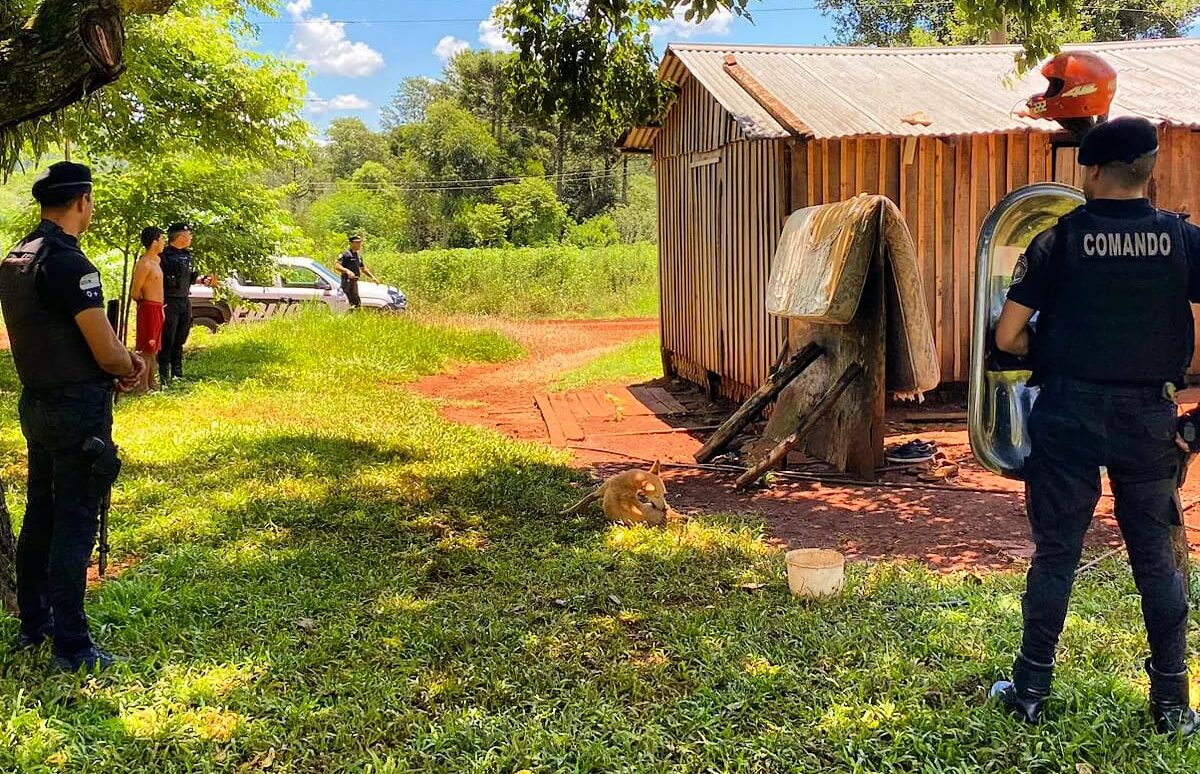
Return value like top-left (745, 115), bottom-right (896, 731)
top-left (0, 480), bottom-right (17, 614)
top-left (555, 119), bottom-right (567, 197)
top-left (0, 0), bottom-right (129, 135)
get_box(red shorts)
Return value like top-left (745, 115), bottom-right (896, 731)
top-left (135, 300), bottom-right (165, 353)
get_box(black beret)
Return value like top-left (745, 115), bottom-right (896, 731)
top-left (1078, 116), bottom-right (1159, 166)
top-left (348, 234), bottom-right (363, 242)
top-left (167, 222), bottom-right (192, 235)
top-left (31, 161), bottom-right (92, 203)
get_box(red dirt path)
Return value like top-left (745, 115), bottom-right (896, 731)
top-left (414, 318), bottom-right (1200, 571)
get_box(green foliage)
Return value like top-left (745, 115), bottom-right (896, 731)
top-left (495, 177), bottom-right (569, 246)
top-left (553, 331), bottom-right (661, 390)
top-left (325, 118), bottom-right (394, 180)
top-left (369, 243), bottom-right (658, 318)
top-left (566, 213), bottom-right (620, 248)
top-left (301, 172), bottom-right (408, 254)
top-left (613, 173), bottom-right (657, 244)
top-left (75, 4), bottom-right (307, 166)
top-left (495, 0), bottom-right (686, 131)
top-left (819, 0), bottom-right (1200, 50)
top-left (463, 203), bottom-right (509, 247)
top-left (396, 101), bottom-right (502, 185)
top-left (86, 154), bottom-right (300, 279)
top-left (380, 76), bottom-right (451, 128)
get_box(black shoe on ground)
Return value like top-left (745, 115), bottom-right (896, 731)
top-left (52, 646), bottom-right (118, 673)
top-left (989, 652), bottom-right (1054, 724)
top-left (13, 617), bottom-right (54, 652)
top-left (1147, 658), bottom-right (1200, 737)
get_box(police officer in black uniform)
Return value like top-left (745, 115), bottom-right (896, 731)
top-left (159, 222), bottom-right (197, 383)
top-left (0, 162), bottom-right (144, 671)
top-left (335, 235), bottom-right (378, 309)
top-left (989, 117), bottom-right (1200, 734)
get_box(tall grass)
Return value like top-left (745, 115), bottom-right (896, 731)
top-left (368, 243), bottom-right (658, 318)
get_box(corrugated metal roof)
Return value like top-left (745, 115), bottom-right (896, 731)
top-left (625, 38), bottom-right (1200, 146)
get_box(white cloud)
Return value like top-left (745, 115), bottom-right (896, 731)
top-left (287, 1), bottom-right (385, 78)
top-left (651, 7), bottom-right (734, 40)
top-left (434, 35), bottom-right (470, 63)
top-left (307, 93), bottom-right (373, 115)
top-left (479, 5), bottom-right (515, 52)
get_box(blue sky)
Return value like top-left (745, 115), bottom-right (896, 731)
top-left (250, 0), bottom-right (840, 131)
top-left (248, 1), bottom-right (1197, 134)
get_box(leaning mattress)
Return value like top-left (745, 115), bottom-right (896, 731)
top-left (765, 194), bottom-right (940, 397)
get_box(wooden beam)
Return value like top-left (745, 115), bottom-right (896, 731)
top-left (735, 363), bottom-right (865, 489)
top-left (722, 54), bottom-right (814, 139)
top-left (694, 342), bottom-right (823, 463)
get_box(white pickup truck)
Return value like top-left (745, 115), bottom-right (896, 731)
top-left (189, 256), bottom-right (407, 331)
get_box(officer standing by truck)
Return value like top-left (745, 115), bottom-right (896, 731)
top-left (0, 161), bottom-right (144, 671)
top-left (989, 117), bottom-right (1200, 735)
top-left (335, 235), bottom-right (379, 310)
top-left (159, 222), bottom-right (197, 383)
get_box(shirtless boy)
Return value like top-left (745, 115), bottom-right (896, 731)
top-left (130, 226), bottom-right (166, 391)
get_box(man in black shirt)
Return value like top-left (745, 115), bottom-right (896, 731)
top-left (989, 117), bottom-right (1200, 734)
top-left (159, 223), bottom-right (197, 382)
top-left (0, 162), bottom-right (144, 671)
top-left (335, 235), bottom-right (378, 309)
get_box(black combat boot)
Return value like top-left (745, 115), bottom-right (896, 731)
top-left (1146, 659), bottom-right (1199, 737)
top-left (989, 652), bottom-right (1054, 724)
top-left (52, 646), bottom-right (118, 673)
top-left (13, 615), bottom-right (54, 652)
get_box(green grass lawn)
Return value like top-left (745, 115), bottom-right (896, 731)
top-left (552, 332), bottom-right (662, 392)
top-left (1, 312), bottom-right (1198, 773)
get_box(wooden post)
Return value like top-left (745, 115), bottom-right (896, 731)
top-left (735, 363), bottom-right (865, 489)
top-left (694, 342), bottom-right (822, 463)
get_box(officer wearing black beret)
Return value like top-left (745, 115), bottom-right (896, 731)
top-left (159, 222), bottom-right (197, 383)
top-left (990, 117), bottom-right (1200, 734)
top-left (0, 162), bottom-right (145, 671)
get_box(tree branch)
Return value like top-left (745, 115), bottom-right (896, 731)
top-left (0, 0), bottom-right (129, 134)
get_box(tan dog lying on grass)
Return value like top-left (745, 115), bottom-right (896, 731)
top-left (562, 461), bottom-right (683, 527)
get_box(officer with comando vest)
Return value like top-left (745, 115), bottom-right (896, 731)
top-left (0, 162), bottom-right (145, 671)
top-left (989, 51), bottom-right (1200, 736)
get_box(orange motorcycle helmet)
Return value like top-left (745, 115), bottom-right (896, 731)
top-left (1026, 51), bottom-right (1117, 121)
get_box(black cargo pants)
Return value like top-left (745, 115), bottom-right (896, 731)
top-left (15, 384), bottom-right (117, 657)
top-left (159, 296), bottom-right (191, 378)
top-left (1021, 377), bottom-right (1189, 674)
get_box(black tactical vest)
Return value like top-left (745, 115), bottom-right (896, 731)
top-left (0, 236), bottom-right (108, 390)
top-left (162, 246), bottom-right (194, 298)
top-left (1035, 206), bottom-right (1192, 384)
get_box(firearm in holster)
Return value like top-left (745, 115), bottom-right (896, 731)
top-left (82, 436), bottom-right (121, 577)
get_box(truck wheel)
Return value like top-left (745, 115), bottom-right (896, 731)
top-left (193, 316), bottom-right (221, 333)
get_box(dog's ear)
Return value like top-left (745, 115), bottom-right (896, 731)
top-left (649, 460), bottom-right (661, 476)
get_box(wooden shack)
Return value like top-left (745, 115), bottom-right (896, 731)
top-left (620, 39), bottom-right (1200, 400)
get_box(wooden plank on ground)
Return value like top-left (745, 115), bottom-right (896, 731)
top-left (535, 393), bottom-right (567, 447)
top-left (592, 389), bottom-right (621, 417)
top-left (576, 390), bottom-right (607, 417)
top-left (547, 393), bottom-right (585, 441)
top-left (603, 387), bottom-right (653, 417)
top-left (648, 386), bottom-right (688, 415)
top-left (629, 385), bottom-right (672, 415)
top-left (564, 393), bottom-right (589, 424)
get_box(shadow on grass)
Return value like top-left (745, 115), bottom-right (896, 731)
top-left (0, 422), bottom-right (1194, 771)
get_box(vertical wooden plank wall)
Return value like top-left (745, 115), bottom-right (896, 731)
top-left (657, 88), bottom-right (1200, 394)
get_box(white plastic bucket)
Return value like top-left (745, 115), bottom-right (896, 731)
top-left (785, 548), bottom-right (845, 598)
